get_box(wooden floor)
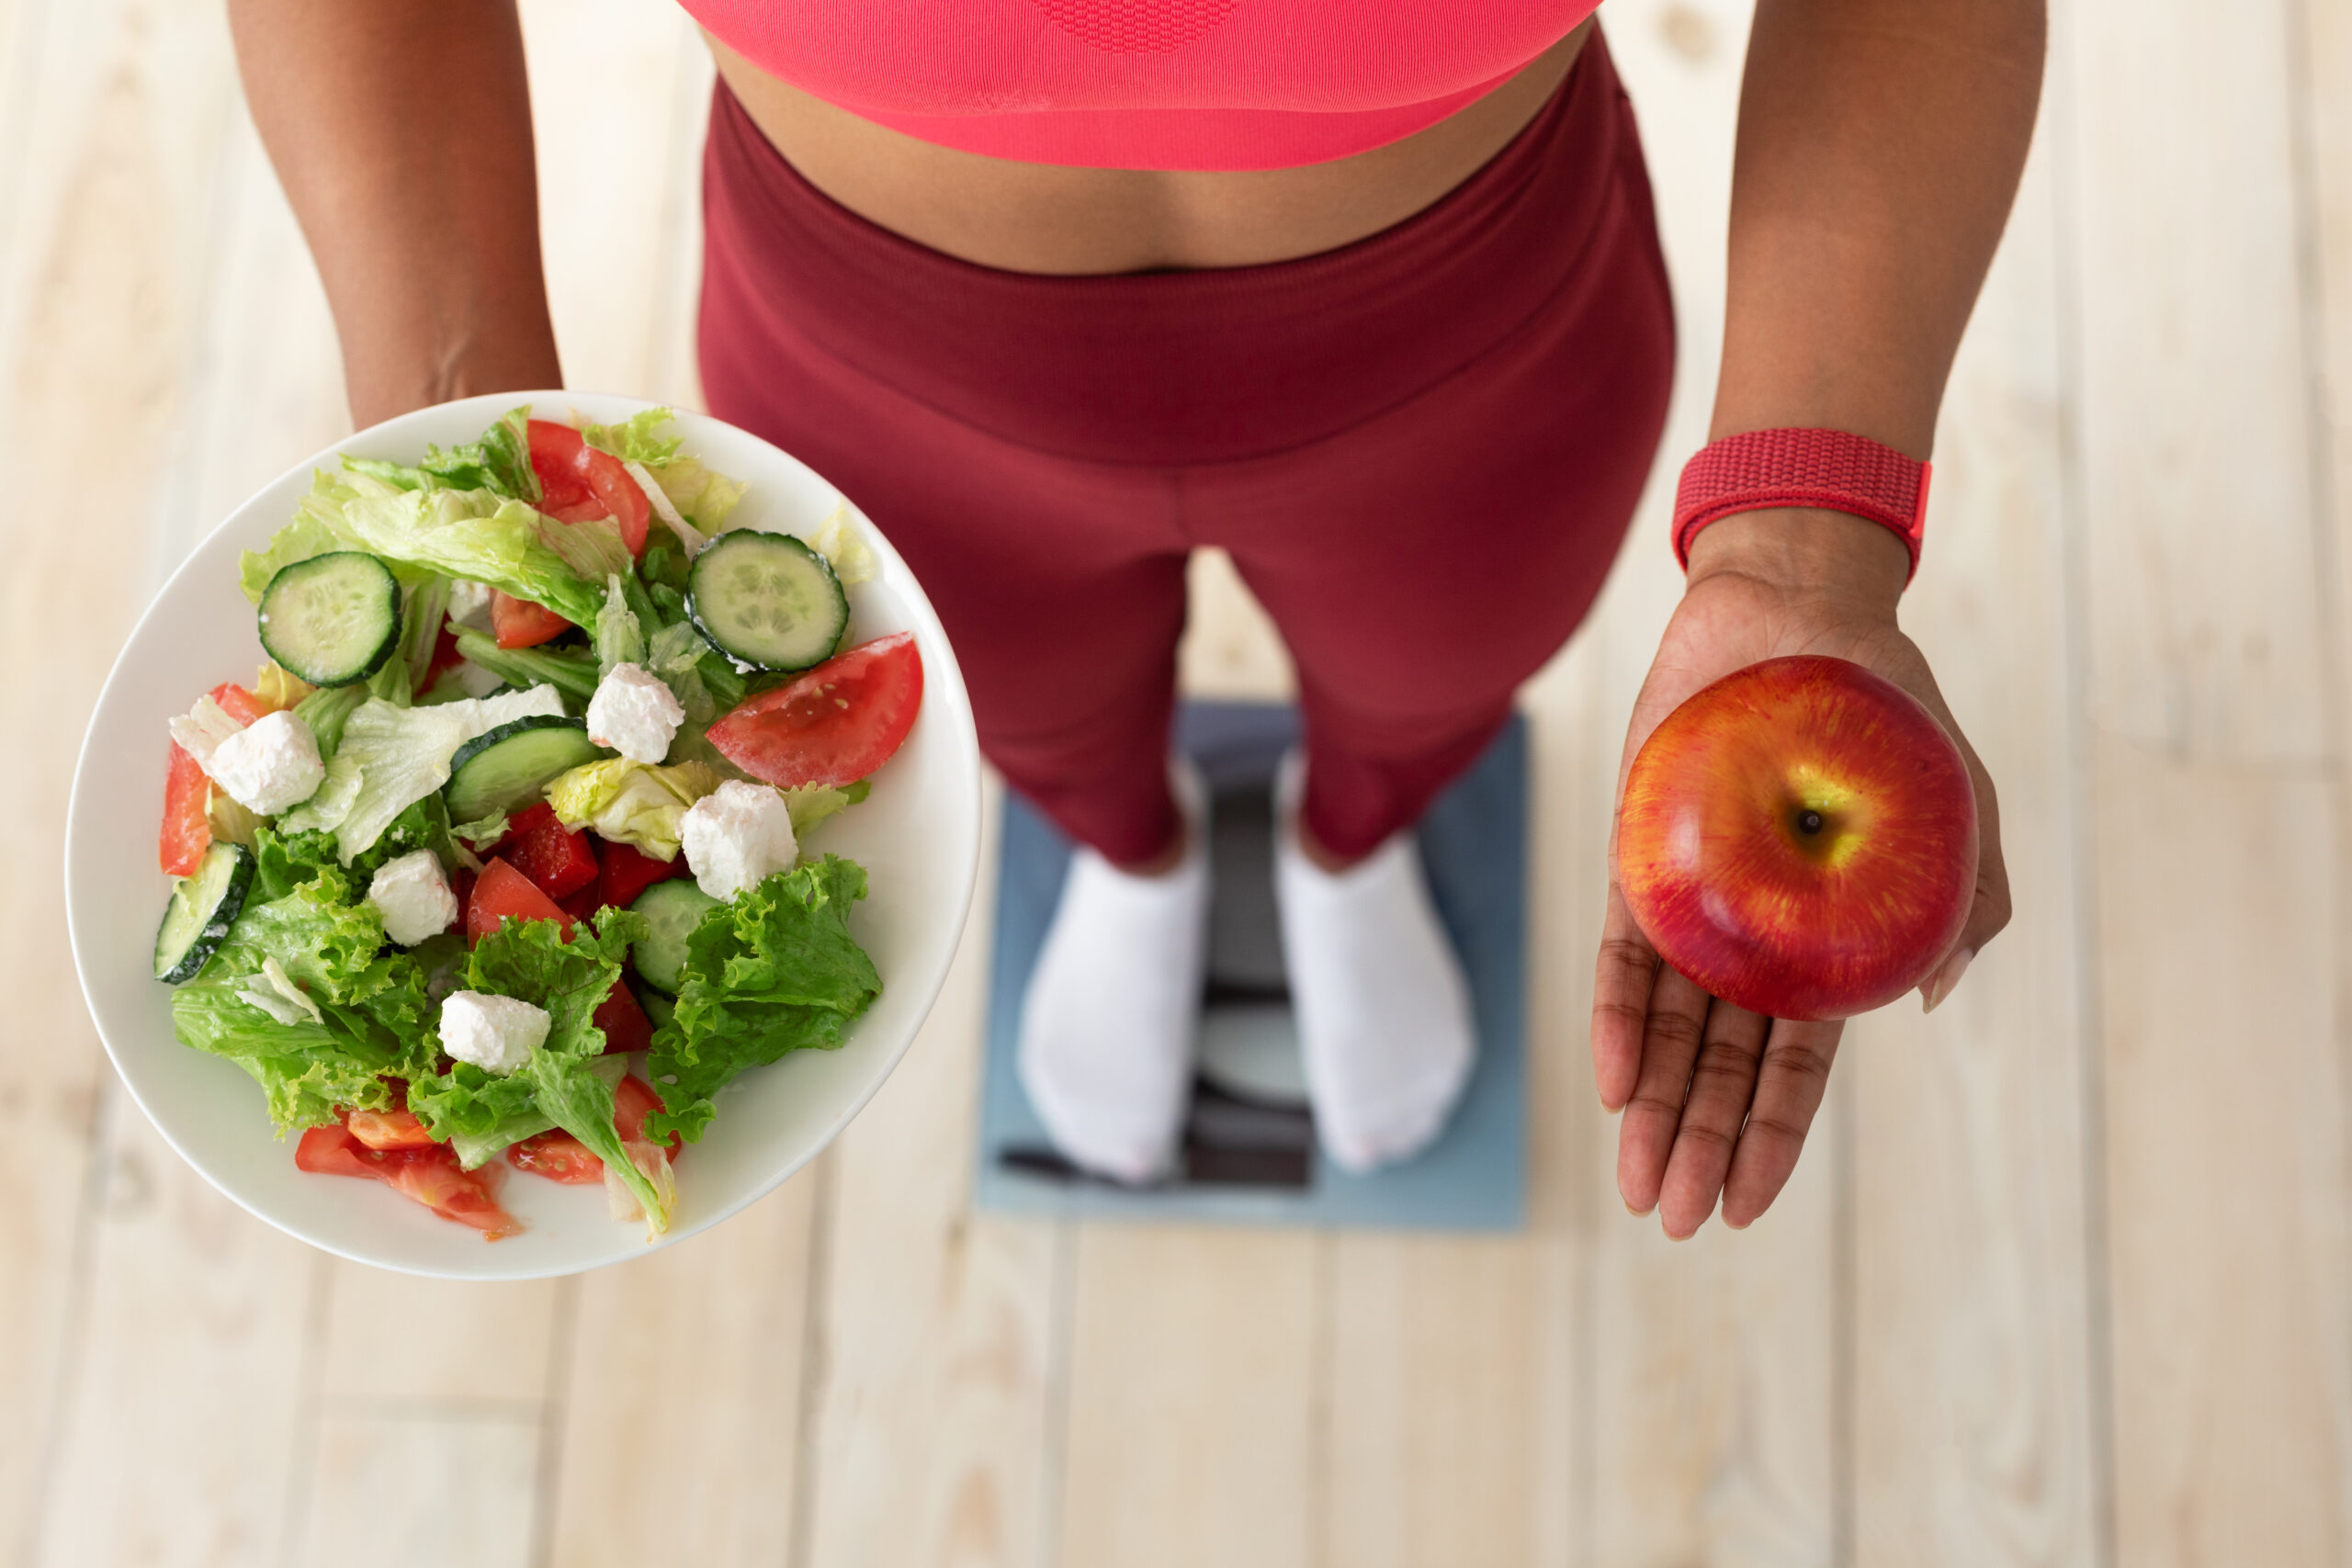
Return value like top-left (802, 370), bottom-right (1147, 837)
top-left (5, 1), bottom-right (2351, 1563)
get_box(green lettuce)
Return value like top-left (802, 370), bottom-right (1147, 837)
top-left (407, 911), bottom-right (669, 1224)
top-left (279, 685), bottom-right (566, 861)
top-left (545, 758), bottom-right (720, 860)
top-left (594, 573), bottom-right (646, 679)
top-left (168, 862), bottom-right (438, 1131)
top-left (295, 682), bottom-right (369, 758)
top-left (642, 856), bottom-right (881, 1145)
top-left (342, 407), bottom-right (538, 502)
top-left (579, 408), bottom-right (684, 468)
top-left (580, 408), bottom-right (745, 534)
top-left (449, 626), bottom-right (597, 706)
top-left (247, 471), bottom-right (620, 629)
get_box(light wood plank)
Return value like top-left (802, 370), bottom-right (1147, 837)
top-left (2091, 749), bottom-right (2352, 1567)
top-left (299, 1413), bottom-right (542, 1568)
top-left (1567, 6), bottom-right (1845, 1564)
top-left (1322, 1238), bottom-right (1539, 1568)
top-left (799, 779), bottom-right (1064, 1568)
top-left (2068, 1), bottom-right (2352, 1562)
top-left (2064, 0), bottom-right (2329, 760)
top-left (317, 1273), bottom-right (559, 1406)
top-left (520, 0), bottom-right (712, 405)
top-left (5, 6), bottom-right (325, 1564)
top-left (1056, 1226), bottom-right (1320, 1568)
top-left (1847, 130), bottom-right (2102, 1565)
top-left (36, 1116), bottom-right (321, 1568)
top-left (543, 1176), bottom-right (816, 1568)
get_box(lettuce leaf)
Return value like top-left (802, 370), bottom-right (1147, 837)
top-left (168, 862), bottom-right (439, 1131)
top-left (594, 573), bottom-right (645, 679)
top-left (405, 911), bottom-right (669, 1224)
top-left (580, 408), bottom-right (684, 468)
top-left (279, 685), bottom-right (565, 861)
top-left (448, 626), bottom-right (598, 706)
top-left (545, 758), bottom-right (719, 861)
top-left (642, 856), bottom-right (880, 1145)
top-left (249, 472), bottom-right (618, 628)
top-left (342, 408), bottom-right (539, 502)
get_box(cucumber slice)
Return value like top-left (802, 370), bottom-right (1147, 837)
top-left (635, 984), bottom-right (677, 1030)
top-left (443, 716), bottom-right (605, 822)
top-left (628, 878), bottom-right (721, 996)
top-left (258, 552), bottom-right (401, 687)
top-left (686, 530), bottom-right (849, 672)
top-left (153, 841), bottom-right (256, 983)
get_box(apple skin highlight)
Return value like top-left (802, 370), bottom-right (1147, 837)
top-left (1616, 656), bottom-right (1978, 1021)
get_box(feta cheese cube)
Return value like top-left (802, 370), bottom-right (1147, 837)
top-left (680, 779), bottom-right (799, 901)
top-left (447, 579), bottom-right (496, 633)
top-left (367, 849), bottom-right (458, 946)
top-left (203, 709), bottom-right (325, 815)
top-left (439, 990), bottom-right (550, 1076)
top-left (586, 662), bottom-right (686, 765)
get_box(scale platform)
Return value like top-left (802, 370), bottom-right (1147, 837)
top-left (974, 701), bottom-right (1527, 1230)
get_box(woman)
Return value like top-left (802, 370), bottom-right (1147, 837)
top-left (231, 0), bottom-right (2027, 1236)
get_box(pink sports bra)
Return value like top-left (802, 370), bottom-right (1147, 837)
top-left (680, 0), bottom-right (1600, 171)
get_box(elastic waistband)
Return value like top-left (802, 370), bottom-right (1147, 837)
top-left (701, 29), bottom-right (1636, 466)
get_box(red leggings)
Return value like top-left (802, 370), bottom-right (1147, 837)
top-left (698, 30), bottom-right (1674, 864)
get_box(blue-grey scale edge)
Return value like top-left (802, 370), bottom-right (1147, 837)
top-left (975, 700), bottom-right (1528, 1230)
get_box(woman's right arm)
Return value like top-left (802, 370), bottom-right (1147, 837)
top-left (229, 0), bottom-right (563, 425)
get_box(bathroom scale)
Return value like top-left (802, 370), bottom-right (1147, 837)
top-left (974, 701), bottom-right (1527, 1230)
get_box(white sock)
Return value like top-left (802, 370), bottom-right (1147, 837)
top-left (1016, 762), bottom-right (1210, 1184)
top-left (1273, 751), bottom-right (1476, 1174)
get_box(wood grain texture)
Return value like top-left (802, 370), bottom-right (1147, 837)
top-left (544, 1177), bottom-right (816, 1568)
top-left (35, 1117), bottom-right (320, 1568)
top-left (1847, 133), bottom-right (2101, 1568)
top-left (2068, 2), bottom-right (2352, 1563)
top-left (1056, 1226), bottom-right (1319, 1568)
top-left (2091, 749), bottom-right (2352, 1568)
top-left (798, 780), bottom-right (1065, 1568)
top-left (2063, 0), bottom-right (2330, 760)
top-left (3, 6), bottom-right (322, 1567)
top-left (520, 0), bottom-right (713, 408)
top-left (299, 1413), bottom-right (542, 1568)
top-left (1568, 6), bottom-right (1845, 1565)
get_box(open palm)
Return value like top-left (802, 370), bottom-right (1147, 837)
top-left (1592, 560), bottom-right (2009, 1238)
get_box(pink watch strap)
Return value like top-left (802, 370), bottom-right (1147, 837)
top-left (1672, 428), bottom-right (1931, 582)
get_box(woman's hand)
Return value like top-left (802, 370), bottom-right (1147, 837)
top-left (1591, 507), bottom-right (2010, 1238)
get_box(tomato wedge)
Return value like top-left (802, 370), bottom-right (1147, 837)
top-left (705, 632), bottom-right (923, 790)
top-left (504, 1130), bottom-right (603, 1183)
top-left (506, 1074), bottom-right (676, 1183)
top-left (528, 420), bottom-right (599, 517)
top-left (492, 590), bottom-right (573, 649)
top-left (596, 838), bottom-right (684, 911)
top-left (526, 418), bottom-right (650, 555)
top-left (593, 977), bottom-right (651, 1055)
top-left (503, 803), bottom-right (599, 899)
top-left (158, 682), bottom-right (274, 874)
top-left (159, 743), bottom-right (212, 876)
top-left (466, 856), bottom-right (575, 945)
top-left (295, 1124), bottom-right (520, 1239)
top-left (345, 1108), bottom-right (437, 1151)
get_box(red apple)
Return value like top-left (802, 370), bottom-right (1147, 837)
top-left (1615, 655), bottom-right (1977, 1021)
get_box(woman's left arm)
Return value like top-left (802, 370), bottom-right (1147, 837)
top-left (1592, 0), bottom-right (2044, 1238)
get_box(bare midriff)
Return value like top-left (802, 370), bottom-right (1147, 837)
top-left (706, 21), bottom-right (1591, 276)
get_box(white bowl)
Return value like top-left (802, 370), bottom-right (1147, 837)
top-left (65, 391), bottom-right (980, 1279)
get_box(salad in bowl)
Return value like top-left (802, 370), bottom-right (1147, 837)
top-left (69, 395), bottom-right (978, 1275)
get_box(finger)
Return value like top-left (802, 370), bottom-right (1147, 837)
top-left (1720, 1018), bottom-right (1844, 1229)
top-left (1592, 884), bottom-right (1662, 1111)
top-left (1656, 1000), bottom-right (1771, 1239)
top-left (1614, 964), bottom-right (1713, 1217)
